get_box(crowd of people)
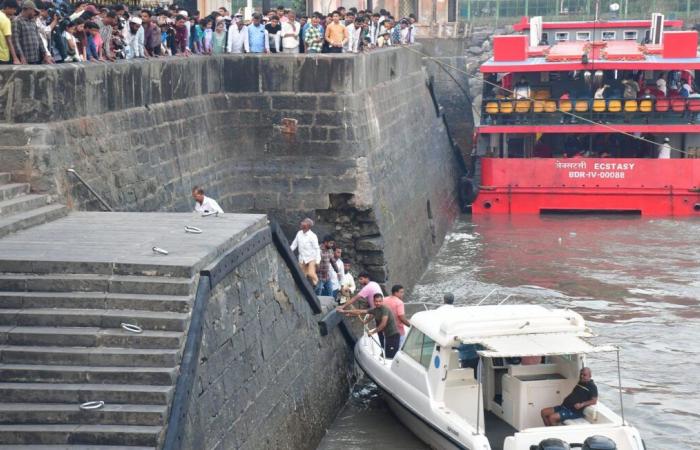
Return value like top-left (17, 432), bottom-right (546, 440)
top-left (0, 0), bottom-right (417, 64)
top-left (289, 217), bottom-right (412, 359)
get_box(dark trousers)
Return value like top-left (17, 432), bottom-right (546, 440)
top-left (379, 333), bottom-right (401, 358)
top-left (327, 46), bottom-right (342, 53)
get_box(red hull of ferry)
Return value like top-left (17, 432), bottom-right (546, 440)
top-left (473, 158), bottom-right (700, 216)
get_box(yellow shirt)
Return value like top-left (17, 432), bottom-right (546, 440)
top-left (0, 11), bottom-right (11, 62)
top-left (325, 22), bottom-right (347, 46)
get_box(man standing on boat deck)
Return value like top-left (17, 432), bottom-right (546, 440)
top-left (383, 284), bottom-right (411, 347)
top-left (336, 272), bottom-right (382, 311)
top-left (541, 367), bottom-right (598, 426)
top-left (290, 218), bottom-right (321, 288)
top-left (345, 293), bottom-right (401, 358)
top-left (192, 187), bottom-right (224, 215)
top-left (658, 137), bottom-right (672, 159)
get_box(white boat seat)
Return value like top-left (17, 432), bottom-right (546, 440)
top-left (563, 406), bottom-right (598, 425)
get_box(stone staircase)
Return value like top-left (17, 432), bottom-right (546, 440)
top-left (0, 267), bottom-right (195, 448)
top-left (0, 172), bottom-right (68, 239)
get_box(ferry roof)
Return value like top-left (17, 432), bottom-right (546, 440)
top-left (512, 16), bottom-right (683, 31)
top-left (410, 305), bottom-right (615, 356)
top-left (481, 53), bottom-right (700, 73)
top-left (483, 32), bottom-right (700, 72)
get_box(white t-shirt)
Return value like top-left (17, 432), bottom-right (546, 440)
top-left (194, 196), bottom-right (224, 215)
top-left (280, 20), bottom-right (300, 49)
top-left (656, 78), bottom-right (667, 96)
top-left (658, 142), bottom-right (671, 159)
top-left (290, 230), bottom-right (320, 264)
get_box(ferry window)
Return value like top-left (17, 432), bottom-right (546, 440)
top-left (554, 32), bottom-right (569, 42)
top-left (624, 31), bottom-right (638, 41)
top-left (402, 329), bottom-right (436, 370)
top-left (576, 31), bottom-right (591, 41)
top-left (602, 31), bottom-right (616, 41)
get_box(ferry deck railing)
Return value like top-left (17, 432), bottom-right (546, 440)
top-left (482, 97), bottom-right (700, 126)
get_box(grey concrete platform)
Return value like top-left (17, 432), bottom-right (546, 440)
top-left (0, 212), bottom-right (267, 277)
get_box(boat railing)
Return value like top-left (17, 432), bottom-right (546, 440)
top-left (482, 96), bottom-right (700, 126)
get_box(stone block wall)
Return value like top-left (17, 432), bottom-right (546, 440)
top-left (0, 46), bottom-right (459, 290)
top-left (179, 242), bottom-right (351, 450)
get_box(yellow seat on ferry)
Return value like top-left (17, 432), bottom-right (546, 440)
top-left (533, 100), bottom-right (545, 113)
top-left (534, 90), bottom-right (549, 100)
top-left (499, 101), bottom-right (514, 114)
top-left (485, 102), bottom-right (499, 115)
top-left (574, 100), bottom-right (589, 113)
top-left (515, 100), bottom-right (531, 113)
top-left (592, 99), bottom-right (607, 113)
top-left (607, 100), bottom-right (622, 113)
top-left (544, 100), bottom-right (558, 113)
top-left (639, 99), bottom-right (653, 113)
top-left (624, 100), bottom-right (638, 112)
top-left (559, 100), bottom-right (573, 112)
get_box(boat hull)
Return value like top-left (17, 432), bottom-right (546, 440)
top-left (473, 158), bottom-right (700, 215)
top-left (382, 390), bottom-right (464, 450)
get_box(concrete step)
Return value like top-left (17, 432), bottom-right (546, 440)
top-left (0, 424), bottom-right (161, 446)
top-left (0, 383), bottom-right (172, 405)
top-left (0, 183), bottom-right (29, 201)
top-left (0, 292), bottom-right (192, 313)
top-left (0, 364), bottom-right (177, 385)
top-left (0, 403), bottom-right (167, 426)
top-left (0, 309), bottom-right (189, 332)
top-left (0, 274), bottom-right (193, 296)
top-left (0, 173), bottom-right (11, 184)
top-left (2, 327), bottom-right (184, 349)
top-left (0, 194), bottom-right (49, 218)
top-left (0, 446), bottom-right (155, 450)
top-left (0, 346), bottom-right (180, 368)
top-left (0, 205), bottom-right (69, 239)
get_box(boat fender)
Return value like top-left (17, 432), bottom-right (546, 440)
top-left (458, 176), bottom-right (478, 210)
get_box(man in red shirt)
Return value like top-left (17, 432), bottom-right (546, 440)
top-left (382, 284), bottom-right (411, 346)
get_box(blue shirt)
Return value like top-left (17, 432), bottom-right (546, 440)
top-left (248, 24), bottom-right (267, 53)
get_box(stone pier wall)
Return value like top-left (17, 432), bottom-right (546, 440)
top-left (0, 47), bottom-right (460, 290)
top-left (179, 241), bottom-right (351, 450)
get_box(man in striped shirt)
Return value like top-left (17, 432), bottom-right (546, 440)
top-left (303, 14), bottom-right (322, 53)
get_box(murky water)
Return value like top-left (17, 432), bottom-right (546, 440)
top-left (318, 215), bottom-right (700, 450)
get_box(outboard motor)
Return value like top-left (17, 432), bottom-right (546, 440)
top-left (530, 438), bottom-right (570, 450)
top-left (582, 435), bottom-right (617, 450)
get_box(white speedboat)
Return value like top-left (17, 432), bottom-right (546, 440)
top-left (354, 304), bottom-right (645, 450)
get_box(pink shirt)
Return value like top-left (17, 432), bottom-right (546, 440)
top-left (383, 296), bottom-right (406, 335)
top-left (358, 281), bottom-right (382, 308)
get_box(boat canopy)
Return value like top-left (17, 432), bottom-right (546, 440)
top-left (471, 332), bottom-right (617, 358)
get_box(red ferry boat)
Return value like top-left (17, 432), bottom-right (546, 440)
top-left (472, 15), bottom-right (700, 215)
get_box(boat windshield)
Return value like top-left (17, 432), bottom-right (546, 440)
top-left (467, 332), bottom-right (616, 358)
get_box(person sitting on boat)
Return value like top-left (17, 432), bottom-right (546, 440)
top-left (541, 367), bottom-right (598, 426)
top-left (343, 293), bottom-right (402, 358)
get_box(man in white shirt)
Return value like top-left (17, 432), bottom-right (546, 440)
top-left (329, 247), bottom-right (344, 298)
top-left (658, 137), bottom-right (671, 159)
top-left (345, 18), bottom-right (362, 53)
top-left (280, 10), bottom-right (300, 53)
top-left (368, 13), bottom-right (380, 46)
top-left (192, 186), bottom-right (224, 215)
top-left (290, 218), bottom-right (321, 287)
top-left (339, 260), bottom-right (355, 305)
top-left (227, 18), bottom-right (248, 53)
